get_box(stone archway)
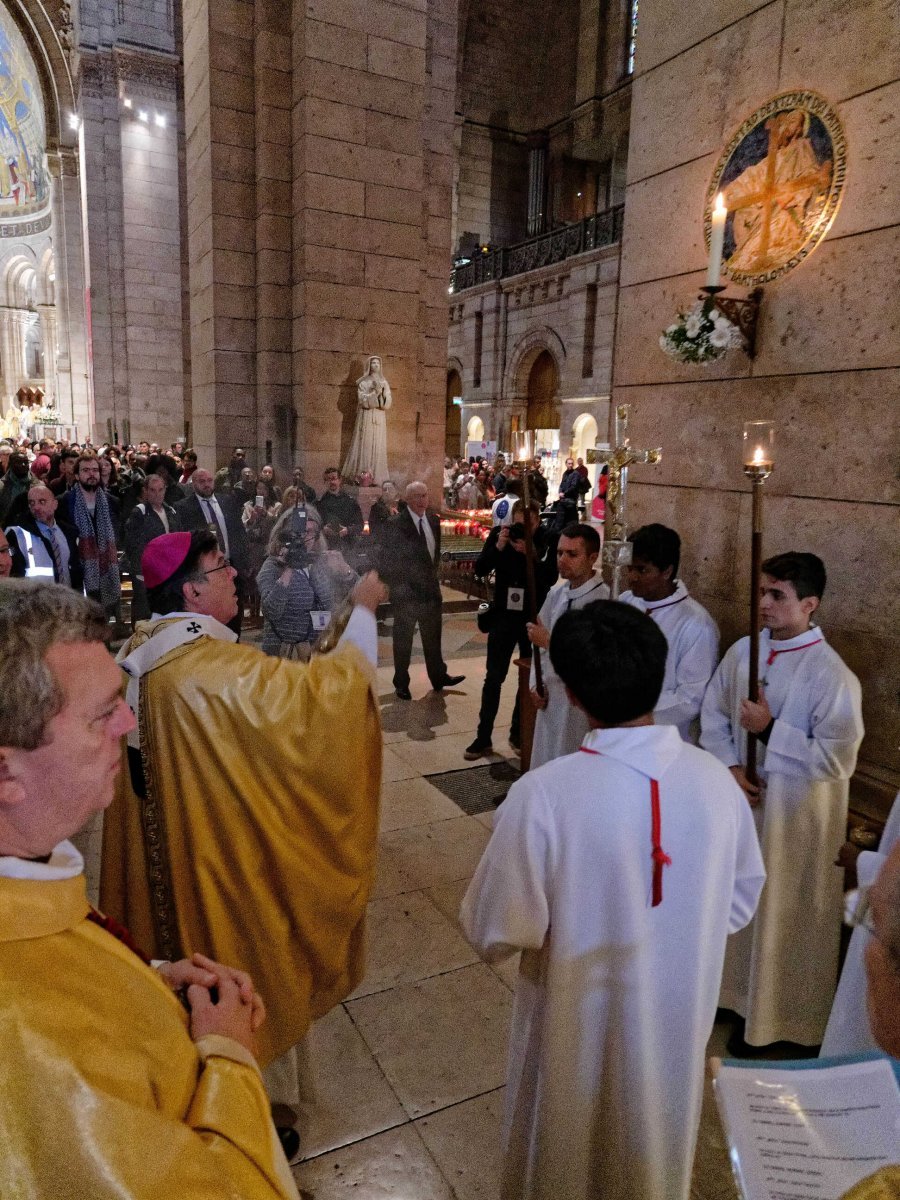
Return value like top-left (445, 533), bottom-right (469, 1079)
top-left (504, 326), bottom-right (566, 435)
top-left (467, 414), bottom-right (485, 443)
top-left (571, 412), bottom-right (598, 462)
top-left (525, 350), bottom-right (560, 430)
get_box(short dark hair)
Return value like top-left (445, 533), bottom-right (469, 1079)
top-left (550, 600), bottom-right (667, 725)
top-left (629, 523), bottom-right (680, 576)
top-left (559, 522), bottom-right (601, 556)
top-left (61, 447), bottom-right (79, 463)
top-left (324, 466), bottom-right (340, 478)
top-left (182, 448), bottom-right (197, 463)
top-left (146, 530), bottom-right (220, 615)
top-left (761, 551), bottom-right (826, 600)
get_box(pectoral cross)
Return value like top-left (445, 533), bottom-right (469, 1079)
top-left (587, 404), bottom-right (662, 598)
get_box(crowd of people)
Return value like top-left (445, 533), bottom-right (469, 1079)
top-left (0, 429), bottom-right (896, 1200)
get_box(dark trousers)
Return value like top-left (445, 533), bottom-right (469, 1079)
top-left (392, 598), bottom-right (447, 691)
top-left (476, 613), bottom-right (529, 744)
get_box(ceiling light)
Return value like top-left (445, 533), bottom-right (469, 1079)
top-left (138, 110), bottom-right (149, 123)
top-left (154, 113), bottom-right (166, 128)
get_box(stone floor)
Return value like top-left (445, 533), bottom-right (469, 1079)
top-left (290, 604), bottom-right (739, 1200)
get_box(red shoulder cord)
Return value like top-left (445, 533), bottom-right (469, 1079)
top-left (580, 748), bottom-right (671, 907)
top-left (765, 639), bottom-right (822, 668)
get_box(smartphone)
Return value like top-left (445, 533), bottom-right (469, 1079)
top-left (255, 495), bottom-right (264, 507)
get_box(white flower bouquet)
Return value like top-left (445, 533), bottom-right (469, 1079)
top-left (34, 404), bottom-right (61, 423)
top-left (659, 299), bottom-right (743, 364)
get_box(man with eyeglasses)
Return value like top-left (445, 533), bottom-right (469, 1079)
top-left (101, 529), bottom-right (386, 1161)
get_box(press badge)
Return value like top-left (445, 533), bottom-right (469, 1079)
top-left (310, 610), bottom-right (331, 631)
top-left (507, 587), bottom-right (524, 612)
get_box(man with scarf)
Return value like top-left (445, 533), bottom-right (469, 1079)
top-left (60, 453), bottom-right (121, 614)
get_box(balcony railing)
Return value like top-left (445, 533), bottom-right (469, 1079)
top-left (450, 205), bottom-right (624, 294)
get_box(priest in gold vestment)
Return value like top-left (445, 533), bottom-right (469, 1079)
top-left (0, 580), bottom-right (299, 1198)
top-left (100, 531), bottom-right (384, 1068)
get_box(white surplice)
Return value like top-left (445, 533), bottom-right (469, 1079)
top-left (700, 625), bottom-right (864, 1046)
top-left (620, 581), bottom-right (719, 743)
top-left (529, 573), bottom-right (609, 768)
top-left (461, 725), bottom-right (765, 1200)
top-left (820, 791), bottom-right (900, 1057)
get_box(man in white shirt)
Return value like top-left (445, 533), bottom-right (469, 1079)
top-left (526, 522), bottom-right (609, 767)
top-left (701, 551), bottom-right (864, 1053)
top-left (462, 600), bottom-right (765, 1200)
top-left (619, 523), bottom-right (719, 742)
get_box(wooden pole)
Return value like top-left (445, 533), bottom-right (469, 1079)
top-left (745, 476), bottom-right (764, 786)
top-left (520, 470), bottom-right (544, 697)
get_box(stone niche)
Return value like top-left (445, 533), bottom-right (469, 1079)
top-left (613, 0), bottom-right (900, 819)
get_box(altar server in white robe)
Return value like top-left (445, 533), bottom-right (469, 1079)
top-left (526, 523), bottom-right (608, 768)
top-left (462, 601), bottom-right (765, 1200)
top-left (701, 551), bottom-right (864, 1052)
top-left (619, 523), bottom-right (719, 743)
top-left (820, 791), bottom-right (900, 1057)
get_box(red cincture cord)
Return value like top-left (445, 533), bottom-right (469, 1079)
top-left (579, 748), bottom-right (671, 906)
top-left (765, 638), bottom-right (822, 668)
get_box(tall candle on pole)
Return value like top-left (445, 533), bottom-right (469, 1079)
top-left (707, 192), bottom-right (727, 289)
top-left (511, 430), bottom-right (544, 697)
top-left (742, 420), bottom-right (775, 786)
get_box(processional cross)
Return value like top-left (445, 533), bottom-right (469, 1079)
top-left (587, 403), bottom-right (662, 598)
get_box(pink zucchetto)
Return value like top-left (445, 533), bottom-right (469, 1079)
top-left (142, 532), bottom-right (193, 590)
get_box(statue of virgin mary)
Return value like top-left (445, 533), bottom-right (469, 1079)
top-left (342, 355), bottom-right (392, 483)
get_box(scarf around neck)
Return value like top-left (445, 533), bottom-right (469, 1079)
top-left (72, 485), bottom-right (119, 606)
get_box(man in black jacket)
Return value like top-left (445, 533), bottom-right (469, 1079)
top-left (6, 484), bottom-right (83, 591)
top-left (318, 467), bottom-right (363, 564)
top-left (465, 500), bottom-right (555, 758)
top-left (173, 467), bottom-right (250, 634)
top-left (381, 481), bottom-right (464, 700)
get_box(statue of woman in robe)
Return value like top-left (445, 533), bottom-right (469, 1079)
top-left (342, 355), bottom-right (392, 484)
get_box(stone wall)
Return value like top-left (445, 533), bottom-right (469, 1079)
top-left (614, 0), bottom-right (900, 815)
top-left (183, 0), bottom-right (457, 489)
top-left (447, 243), bottom-right (618, 460)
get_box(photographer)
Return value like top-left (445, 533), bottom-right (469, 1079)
top-left (464, 500), bottom-right (556, 759)
top-left (256, 504), bottom-right (333, 658)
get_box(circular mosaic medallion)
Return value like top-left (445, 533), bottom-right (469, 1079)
top-left (705, 91), bottom-right (847, 287)
top-left (0, 6), bottom-right (49, 222)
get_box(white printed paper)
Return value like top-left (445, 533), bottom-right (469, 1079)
top-left (715, 1057), bottom-right (900, 1200)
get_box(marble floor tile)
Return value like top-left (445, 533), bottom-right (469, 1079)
top-left (424, 877), bottom-right (471, 936)
top-left (350, 889), bottom-right (480, 999)
top-left (302, 1006), bottom-right (408, 1161)
top-left (379, 776), bottom-right (462, 832)
top-left (381, 746), bottom-right (421, 784)
top-left (390, 730), bottom-right (517, 775)
top-left (372, 816), bottom-right (491, 900)
top-left (415, 1088), bottom-right (506, 1200)
top-left (294, 1123), bottom-right (454, 1199)
top-left (346, 963), bottom-right (513, 1118)
top-left (488, 952), bottom-right (520, 993)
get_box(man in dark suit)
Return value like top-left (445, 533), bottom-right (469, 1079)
top-left (6, 484), bottom-right (83, 591)
top-left (172, 467), bottom-right (250, 635)
top-left (381, 480), bottom-right (464, 700)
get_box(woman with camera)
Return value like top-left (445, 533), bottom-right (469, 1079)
top-left (256, 506), bottom-right (334, 658)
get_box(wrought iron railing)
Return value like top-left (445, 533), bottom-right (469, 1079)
top-left (450, 205), bottom-right (624, 293)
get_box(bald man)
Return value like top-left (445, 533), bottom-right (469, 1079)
top-left (380, 481), bottom-right (464, 700)
top-left (6, 484), bottom-right (82, 589)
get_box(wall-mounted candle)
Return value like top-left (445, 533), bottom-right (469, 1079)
top-left (707, 192), bottom-right (727, 288)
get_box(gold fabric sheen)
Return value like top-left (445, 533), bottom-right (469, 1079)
top-left (842, 1168), bottom-right (900, 1199)
top-left (101, 624), bottom-right (382, 1064)
top-left (0, 873), bottom-right (298, 1198)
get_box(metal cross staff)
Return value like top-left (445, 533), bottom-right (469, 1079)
top-left (587, 403), bottom-right (662, 599)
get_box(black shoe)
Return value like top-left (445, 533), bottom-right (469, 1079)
top-left (464, 738), bottom-right (493, 760)
top-left (436, 674), bottom-right (465, 691)
top-left (395, 686), bottom-right (412, 700)
top-left (276, 1125), bottom-right (301, 1165)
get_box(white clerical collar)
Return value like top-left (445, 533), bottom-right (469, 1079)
top-left (0, 840), bottom-right (83, 881)
top-left (580, 724), bottom-right (684, 782)
top-left (567, 571), bottom-right (604, 599)
top-left (640, 579), bottom-right (689, 612)
top-left (762, 624), bottom-right (824, 652)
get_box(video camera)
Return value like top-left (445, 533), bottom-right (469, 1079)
top-left (280, 502), bottom-right (309, 568)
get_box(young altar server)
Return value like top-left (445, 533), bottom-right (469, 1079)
top-left (526, 523), bottom-right (608, 767)
top-left (462, 601), bottom-right (765, 1200)
top-left (619, 523), bottom-right (719, 742)
top-left (701, 551), bottom-right (864, 1053)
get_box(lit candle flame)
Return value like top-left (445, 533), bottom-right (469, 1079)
top-left (714, 191), bottom-right (727, 218)
top-left (753, 447), bottom-right (764, 465)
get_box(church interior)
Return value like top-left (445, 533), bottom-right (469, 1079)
top-left (1, 0), bottom-right (898, 1194)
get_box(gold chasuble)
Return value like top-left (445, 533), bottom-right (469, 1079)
top-left (100, 617), bottom-right (382, 1065)
top-left (0, 872), bottom-right (298, 1198)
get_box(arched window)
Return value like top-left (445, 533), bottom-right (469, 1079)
top-left (467, 415), bottom-right (485, 443)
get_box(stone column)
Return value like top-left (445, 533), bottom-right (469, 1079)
top-left (35, 304), bottom-right (59, 401)
top-left (0, 309), bottom-right (17, 401)
top-left (47, 148), bottom-right (93, 434)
